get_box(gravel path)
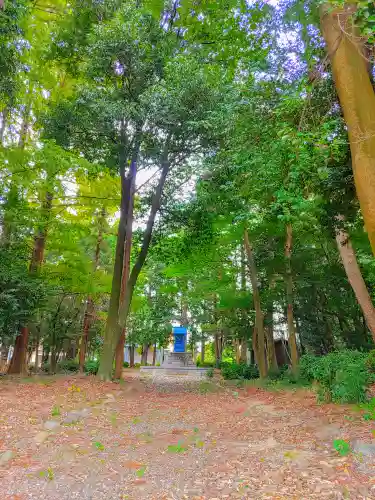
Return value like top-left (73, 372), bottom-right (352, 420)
top-left (0, 374), bottom-right (374, 499)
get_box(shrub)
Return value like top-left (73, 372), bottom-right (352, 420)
top-left (57, 359), bottom-right (79, 373)
top-left (84, 359), bottom-right (99, 375)
top-left (123, 361), bottom-right (129, 368)
top-left (134, 362), bottom-right (141, 368)
top-left (206, 367), bottom-right (214, 378)
top-left (300, 350), bottom-right (370, 404)
top-left (41, 362), bottom-right (50, 373)
top-left (221, 362), bottom-right (259, 380)
top-left (366, 350), bottom-right (375, 373)
top-left (267, 365), bottom-right (289, 381)
top-left (196, 360), bottom-right (215, 368)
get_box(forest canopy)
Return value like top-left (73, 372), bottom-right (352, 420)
top-left (0, 0), bottom-right (375, 382)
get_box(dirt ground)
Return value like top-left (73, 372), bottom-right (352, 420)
top-left (0, 371), bottom-right (374, 500)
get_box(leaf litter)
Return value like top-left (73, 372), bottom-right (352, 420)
top-left (0, 374), bottom-right (374, 499)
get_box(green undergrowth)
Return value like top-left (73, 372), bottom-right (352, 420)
top-left (220, 349), bottom-right (375, 405)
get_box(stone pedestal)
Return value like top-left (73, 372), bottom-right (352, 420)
top-left (162, 352), bottom-right (195, 368)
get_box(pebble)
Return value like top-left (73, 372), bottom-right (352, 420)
top-left (44, 420), bottom-right (61, 431)
top-left (0, 450), bottom-right (14, 465)
top-left (352, 440), bottom-right (375, 456)
top-left (34, 431), bottom-right (49, 444)
top-left (63, 408), bottom-right (91, 424)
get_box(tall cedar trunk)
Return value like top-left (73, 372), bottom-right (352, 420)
top-left (8, 327), bottom-right (29, 374)
top-left (252, 326), bottom-right (258, 366)
top-left (8, 190), bottom-right (52, 375)
top-left (141, 344), bottom-right (149, 365)
top-left (235, 339), bottom-right (240, 363)
top-left (320, 4), bottom-right (375, 255)
top-left (214, 334), bottom-right (222, 367)
top-left (243, 228), bottom-right (267, 378)
top-left (335, 217), bottom-right (375, 341)
top-left (285, 224), bottom-right (299, 373)
top-left (50, 349), bottom-right (57, 374)
top-left (265, 306), bottom-right (278, 371)
top-left (201, 339), bottom-right (205, 363)
top-left (79, 209), bottom-right (105, 371)
top-left (114, 135), bottom-right (141, 378)
top-left (240, 243), bottom-right (248, 364)
top-left (97, 166), bottom-right (130, 380)
top-left (213, 295), bottom-right (221, 367)
top-left (0, 344), bottom-right (9, 372)
top-left (118, 141), bottom-right (171, 329)
top-left (34, 332), bottom-right (40, 370)
top-left (129, 345), bottom-right (135, 367)
top-left (100, 137), bottom-right (170, 380)
top-left (42, 346), bottom-right (49, 365)
top-left (152, 343), bottom-right (157, 366)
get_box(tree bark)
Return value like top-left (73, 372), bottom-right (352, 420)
top-left (79, 208), bottom-right (105, 371)
top-left (0, 344), bottom-right (9, 372)
top-left (100, 137), bottom-right (170, 380)
top-left (8, 189), bottom-right (53, 375)
top-left (265, 306), bottom-right (277, 371)
top-left (243, 228), bottom-right (267, 378)
top-left (152, 343), bottom-right (157, 366)
top-left (335, 217), bottom-right (375, 341)
top-left (320, 4), bottom-right (375, 255)
top-left (141, 344), bottom-right (149, 365)
top-left (284, 224), bottom-right (299, 374)
top-left (114, 134), bottom-right (141, 378)
top-left (129, 345), bottom-right (135, 367)
top-left (8, 327), bottom-right (29, 374)
top-left (34, 332), bottom-right (40, 371)
top-left (97, 163), bottom-right (130, 380)
top-left (118, 144), bottom-right (171, 329)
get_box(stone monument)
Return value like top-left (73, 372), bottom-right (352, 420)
top-left (162, 326), bottom-right (195, 368)
top-left (140, 325), bottom-right (207, 377)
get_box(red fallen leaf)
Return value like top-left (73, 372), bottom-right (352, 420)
top-left (234, 406), bottom-right (246, 413)
top-left (123, 460), bottom-right (143, 469)
top-left (171, 428), bottom-right (185, 435)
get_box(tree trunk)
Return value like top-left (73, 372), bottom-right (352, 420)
top-left (284, 224), bottom-right (299, 374)
top-left (0, 344), bottom-right (9, 372)
top-left (265, 307), bottom-right (277, 371)
top-left (79, 298), bottom-right (93, 371)
top-left (129, 345), bottom-right (135, 368)
top-left (114, 134), bottom-right (141, 378)
top-left (243, 228), bottom-right (267, 378)
top-left (152, 343), bottom-right (157, 366)
top-left (8, 327), bottom-right (29, 375)
top-left (335, 217), bottom-right (375, 342)
top-left (98, 165), bottom-right (130, 380)
top-left (320, 4), bottom-right (375, 255)
top-left (235, 339), bottom-right (240, 363)
top-left (141, 344), bottom-right (149, 365)
top-left (214, 334), bottom-right (221, 367)
top-left (42, 346), bottom-right (49, 365)
top-left (79, 208), bottom-right (105, 372)
top-left (118, 143), bottom-right (171, 330)
top-left (50, 349), bottom-right (57, 374)
top-left (34, 333), bottom-right (40, 370)
top-left (8, 189), bottom-right (53, 374)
